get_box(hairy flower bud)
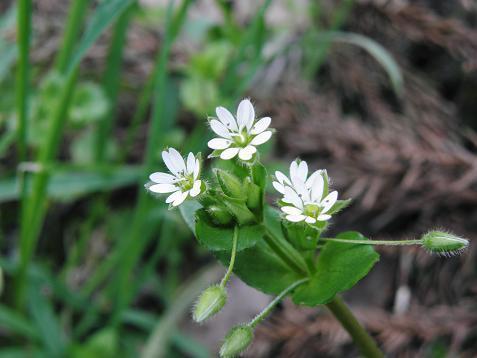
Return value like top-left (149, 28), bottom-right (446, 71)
top-left (421, 231), bottom-right (469, 256)
top-left (215, 169), bottom-right (245, 199)
top-left (193, 285), bottom-right (227, 323)
top-left (219, 325), bottom-right (254, 358)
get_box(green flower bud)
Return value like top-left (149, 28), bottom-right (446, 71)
top-left (246, 180), bottom-right (262, 212)
top-left (215, 169), bottom-right (245, 199)
top-left (207, 205), bottom-right (234, 226)
top-left (193, 285), bottom-right (227, 323)
top-left (219, 325), bottom-right (254, 358)
top-left (421, 231), bottom-right (469, 256)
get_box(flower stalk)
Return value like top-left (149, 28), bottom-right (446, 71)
top-left (326, 296), bottom-right (384, 358)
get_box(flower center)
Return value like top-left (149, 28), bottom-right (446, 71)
top-left (232, 130), bottom-right (249, 147)
top-left (176, 172), bottom-right (195, 191)
top-left (304, 203), bottom-right (321, 218)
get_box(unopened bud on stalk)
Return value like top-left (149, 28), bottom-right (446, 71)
top-left (193, 285), bottom-right (227, 323)
top-left (219, 325), bottom-right (254, 358)
top-left (421, 231), bottom-right (469, 256)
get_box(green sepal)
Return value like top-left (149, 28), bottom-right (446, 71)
top-left (215, 169), bottom-right (246, 199)
top-left (221, 195), bottom-right (256, 225)
top-left (195, 209), bottom-right (263, 251)
top-left (292, 231), bottom-right (379, 306)
top-left (282, 221), bottom-right (320, 251)
top-left (327, 198), bottom-right (352, 215)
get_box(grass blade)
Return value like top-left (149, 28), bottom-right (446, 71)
top-left (319, 31), bottom-right (403, 94)
top-left (67, 0), bottom-right (135, 74)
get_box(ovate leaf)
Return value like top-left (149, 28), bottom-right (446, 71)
top-left (195, 209), bottom-right (263, 251)
top-left (215, 240), bottom-right (302, 295)
top-left (292, 231), bottom-right (379, 306)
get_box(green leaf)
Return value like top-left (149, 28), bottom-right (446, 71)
top-left (215, 240), bottom-right (302, 295)
top-left (0, 165), bottom-right (141, 203)
top-left (319, 31), bottom-right (403, 94)
top-left (68, 0), bottom-right (135, 73)
top-left (70, 328), bottom-right (118, 358)
top-left (28, 279), bottom-right (67, 356)
top-left (292, 231), bottom-right (379, 306)
top-left (0, 304), bottom-right (39, 340)
top-left (195, 209), bottom-right (263, 251)
top-left (178, 200), bottom-right (202, 234)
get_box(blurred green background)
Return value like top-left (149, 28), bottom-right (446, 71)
top-left (1, 0), bottom-right (476, 356)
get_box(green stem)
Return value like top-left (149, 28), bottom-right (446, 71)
top-left (326, 296), bottom-right (383, 358)
top-left (110, 0), bottom-right (192, 324)
top-left (321, 238), bottom-right (423, 246)
top-left (220, 225), bottom-right (238, 288)
top-left (263, 228), bottom-right (308, 276)
top-left (16, 0), bottom-right (32, 165)
top-left (94, 4), bottom-right (133, 162)
top-left (54, 0), bottom-right (89, 73)
top-left (248, 277), bottom-right (309, 328)
top-left (16, 69), bottom-right (78, 310)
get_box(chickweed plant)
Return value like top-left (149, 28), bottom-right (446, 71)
top-left (146, 99), bottom-right (469, 358)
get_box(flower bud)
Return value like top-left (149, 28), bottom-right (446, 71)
top-left (215, 169), bottom-right (245, 199)
top-left (193, 285), bottom-right (227, 323)
top-left (219, 325), bottom-right (254, 358)
top-left (421, 231), bottom-right (469, 256)
top-left (246, 180), bottom-right (262, 212)
top-left (207, 205), bottom-right (234, 226)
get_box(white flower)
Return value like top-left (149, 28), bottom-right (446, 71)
top-left (273, 159), bottom-right (338, 224)
top-left (147, 148), bottom-right (203, 207)
top-left (207, 99), bottom-right (272, 161)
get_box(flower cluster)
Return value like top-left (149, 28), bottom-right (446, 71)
top-left (146, 99), bottom-right (338, 226)
top-left (273, 160), bottom-right (338, 224)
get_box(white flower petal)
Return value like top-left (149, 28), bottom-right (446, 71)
top-left (286, 214), bottom-right (306, 222)
top-left (317, 214), bottom-right (332, 221)
top-left (290, 160), bottom-right (299, 179)
top-left (275, 171), bottom-right (291, 185)
top-left (250, 131), bottom-right (272, 145)
top-left (168, 148), bottom-right (186, 173)
top-left (237, 99), bottom-right (255, 130)
top-left (162, 150), bottom-right (179, 175)
top-left (186, 152), bottom-right (196, 174)
top-left (305, 216), bottom-right (317, 224)
top-left (194, 159), bottom-right (200, 179)
top-left (311, 174), bottom-right (324, 202)
top-left (297, 161), bottom-right (308, 181)
top-left (281, 206), bottom-right (303, 215)
top-left (216, 106), bottom-right (238, 131)
top-left (172, 191), bottom-right (188, 206)
top-left (283, 186), bottom-right (303, 209)
top-left (208, 138), bottom-right (232, 150)
top-left (210, 119), bottom-right (232, 139)
top-left (306, 170), bottom-right (323, 188)
top-left (238, 145), bottom-right (256, 161)
top-left (149, 183), bottom-right (179, 194)
top-left (149, 172), bottom-right (177, 184)
top-left (220, 147), bottom-right (240, 160)
top-left (321, 191), bottom-right (338, 213)
top-left (272, 181), bottom-right (286, 194)
top-left (166, 190), bottom-right (183, 204)
top-left (190, 180), bottom-right (202, 197)
top-left (250, 117), bottom-right (271, 135)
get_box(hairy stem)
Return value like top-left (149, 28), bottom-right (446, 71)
top-left (249, 277), bottom-right (309, 328)
top-left (220, 225), bottom-right (238, 287)
top-left (321, 238), bottom-right (423, 246)
top-left (326, 296), bottom-right (383, 358)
